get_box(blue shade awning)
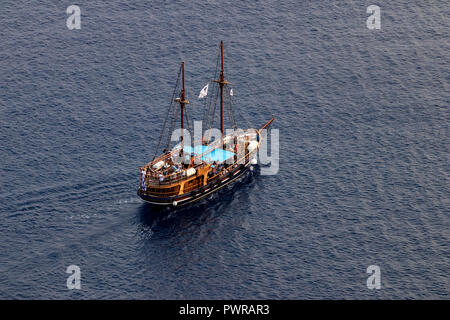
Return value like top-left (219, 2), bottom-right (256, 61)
top-left (183, 145), bottom-right (235, 163)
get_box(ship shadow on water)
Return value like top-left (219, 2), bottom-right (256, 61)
top-left (134, 168), bottom-right (259, 275)
top-left (136, 167), bottom-right (259, 239)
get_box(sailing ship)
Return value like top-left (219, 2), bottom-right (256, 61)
top-left (138, 42), bottom-right (274, 207)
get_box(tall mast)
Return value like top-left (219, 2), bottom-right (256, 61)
top-left (220, 41), bottom-right (224, 139)
top-left (178, 61), bottom-right (188, 153)
top-left (214, 41), bottom-right (227, 144)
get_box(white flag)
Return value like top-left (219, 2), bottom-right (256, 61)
top-left (230, 88), bottom-right (233, 96)
top-left (198, 83), bottom-right (209, 99)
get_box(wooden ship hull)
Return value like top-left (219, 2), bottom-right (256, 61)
top-left (138, 163), bottom-right (250, 207)
top-left (138, 42), bottom-right (274, 208)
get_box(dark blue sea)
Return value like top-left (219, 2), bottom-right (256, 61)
top-left (1, 0), bottom-right (449, 299)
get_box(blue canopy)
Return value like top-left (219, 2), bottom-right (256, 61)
top-left (183, 145), bottom-right (235, 163)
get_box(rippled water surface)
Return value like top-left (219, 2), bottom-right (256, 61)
top-left (0, 1), bottom-right (449, 299)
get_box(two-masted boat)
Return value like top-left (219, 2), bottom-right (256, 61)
top-left (138, 42), bottom-right (274, 207)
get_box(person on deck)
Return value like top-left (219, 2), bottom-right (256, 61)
top-left (190, 152), bottom-right (195, 167)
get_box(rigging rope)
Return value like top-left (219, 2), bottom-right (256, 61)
top-left (202, 47), bottom-right (220, 133)
top-left (225, 87), bottom-right (238, 130)
top-left (230, 87), bottom-right (252, 130)
top-left (204, 85), bottom-right (220, 144)
top-left (153, 64), bottom-right (182, 160)
top-left (164, 65), bottom-right (182, 151)
top-left (184, 89), bottom-right (193, 137)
